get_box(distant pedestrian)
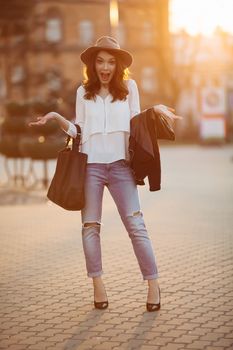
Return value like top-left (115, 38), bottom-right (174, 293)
top-left (29, 36), bottom-right (181, 311)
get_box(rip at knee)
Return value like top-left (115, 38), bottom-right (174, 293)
top-left (126, 210), bottom-right (143, 221)
top-left (83, 222), bottom-right (101, 228)
top-left (126, 211), bottom-right (147, 238)
top-left (132, 210), bottom-right (142, 217)
top-left (82, 222), bottom-right (101, 235)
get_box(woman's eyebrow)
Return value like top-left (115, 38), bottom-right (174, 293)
top-left (96, 56), bottom-right (115, 61)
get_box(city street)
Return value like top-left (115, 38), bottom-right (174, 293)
top-left (0, 144), bottom-right (233, 350)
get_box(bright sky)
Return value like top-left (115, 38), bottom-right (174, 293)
top-left (170, 0), bottom-right (233, 36)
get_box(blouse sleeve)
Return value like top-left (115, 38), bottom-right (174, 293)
top-left (127, 79), bottom-right (141, 118)
top-left (65, 85), bottom-right (85, 138)
top-left (65, 121), bottom-right (77, 138)
top-left (75, 85), bottom-right (85, 129)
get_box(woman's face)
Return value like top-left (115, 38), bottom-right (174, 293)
top-left (95, 50), bottom-right (116, 86)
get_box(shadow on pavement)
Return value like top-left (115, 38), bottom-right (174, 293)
top-left (62, 308), bottom-right (160, 350)
top-left (63, 309), bottom-right (104, 349)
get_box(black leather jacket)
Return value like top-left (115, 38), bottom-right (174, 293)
top-left (129, 108), bottom-right (175, 191)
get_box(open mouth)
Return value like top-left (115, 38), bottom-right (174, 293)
top-left (100, 72), bottom-right (111, 81)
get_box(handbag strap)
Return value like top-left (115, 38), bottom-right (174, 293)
top-left (65, 124), bottom-right (81, 151)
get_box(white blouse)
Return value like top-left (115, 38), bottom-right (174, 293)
top-left (66, 79), bottom-right (140, 163)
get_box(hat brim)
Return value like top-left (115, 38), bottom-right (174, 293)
top-left (80, 47), bottom-right (133, 68)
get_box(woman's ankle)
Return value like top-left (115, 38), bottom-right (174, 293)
top-left (148, 279), bottom-right (159, 289)
top-left (93, 276), bottom-right (104, 287)
top-left (92, 277), bottom-right (107, 302)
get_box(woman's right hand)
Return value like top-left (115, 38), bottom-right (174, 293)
top-left (28, 112), bottom-right (58, 127)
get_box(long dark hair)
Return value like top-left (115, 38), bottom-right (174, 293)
top-left (82, 50), bottom-right (129, 102)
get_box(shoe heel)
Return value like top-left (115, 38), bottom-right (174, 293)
top-left (146, 287), bottom-right (161, 312)
top-left (94, 300), bottom-right (109, 309)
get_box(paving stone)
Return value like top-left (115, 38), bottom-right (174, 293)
top-left (160, 344), bottom-right (188, 350)
top-left (166, 318), bottom-right (190, 326)
top-left (3, 346), bottom-right (28, 350)
top-left (191, 327), bottom-right (212, 335)
top-left (225, 333), bottom-right (233, 339)
top-left (137, 346), bottom-right (160, 350)
top-left (110, 333), bottom-right (135, 342)
top-left (26, 345), bottom-right (53, 350)
top-left (150, 325), bottom-right (174, 333)
top-left (34, 328), bottom-right (58, 337)
top-left (99, 328), bottom-right (121, 337)
top-left (17, 336), bottom-right (46, 345)
top-left (200, 332), bottom-right (225, 341)
top-left (176, 323), bottom-right (198, 331)
top-left (186, 340), bottom-right (212, 349)
top-left (214, 339), bottom-right (233, 347)
top-left (96, 343), bottom-right (121, 350)
top-left (163, 330), bottom-right (187, 338)
top-left (91, 324), bottom-right (112, 332)
top-left (205, 347), bottom-right (226, 350)
top-left (146, 337), bottom-right (174, 346)
top-left (173, 334), bottom-right (199, 344)
top-left (205, 324), bottom-right (233, 335)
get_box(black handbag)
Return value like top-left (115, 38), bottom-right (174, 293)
top-left (47, 125), bottom-right (88, 210)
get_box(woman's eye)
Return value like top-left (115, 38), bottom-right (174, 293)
top-left (96, 59), bottom-right (115, 65)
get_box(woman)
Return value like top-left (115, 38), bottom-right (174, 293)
top-left (29, 36), bottom-right (181, 312)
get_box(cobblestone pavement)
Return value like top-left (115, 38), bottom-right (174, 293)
top-left (0, 145), bottom-right (233, 350)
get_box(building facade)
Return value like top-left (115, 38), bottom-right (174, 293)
top-left (0, 0), bottom-right (171, 117)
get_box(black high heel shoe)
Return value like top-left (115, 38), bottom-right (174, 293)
top-left (94, 300), bottom-right (109, 310)
top-left (146, 287), bottom-right (161, 312)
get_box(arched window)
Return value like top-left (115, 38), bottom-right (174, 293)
top-left (45, 8), bottom-right (63, 43)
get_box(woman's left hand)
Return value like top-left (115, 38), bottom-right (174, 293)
top-left (153, 104), bottom-right (183, 122)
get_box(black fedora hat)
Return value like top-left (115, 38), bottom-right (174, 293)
top-left (80, 36), bottom-right (133, 67)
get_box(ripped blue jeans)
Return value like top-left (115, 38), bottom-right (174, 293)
top-left (81, 159), bottom-right (159, 280)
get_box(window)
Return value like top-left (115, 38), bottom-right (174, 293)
top-left (46, 18), bottom-right (62, 43)
top-left (141, 67), bottom-right (157, 93)
top-left (0, 76), bottom-right (7, 98)
top-left (46, 8), bottom-right (63, 43)
top-left (141, 21), bottom-right (154, 46)
top-left (78, 20), bottom-right (94, 46)
top-left (11, 66), bottom-right (25, 84)
top-left (47, 70), bottom-right (62, 92)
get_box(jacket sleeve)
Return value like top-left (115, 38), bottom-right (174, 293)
top-left (147, 158), bottom-right (161, 191)
top-left (147, 108), bottom-right (175, 141)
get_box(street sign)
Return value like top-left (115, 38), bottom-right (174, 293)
top-left (200, 86), bottom-right (226, 142)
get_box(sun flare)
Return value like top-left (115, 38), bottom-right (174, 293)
top-left (170, 0), bottom-right (233, 36)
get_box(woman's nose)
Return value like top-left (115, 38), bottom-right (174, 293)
top-left (103, 62), bottom-right (109, 70)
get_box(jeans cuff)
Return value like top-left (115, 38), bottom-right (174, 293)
top-left (87, 270), bottom-right (103, 278)
top-left (143, 273), bottom-right (159, 280)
